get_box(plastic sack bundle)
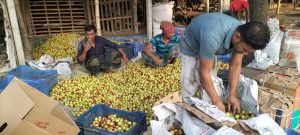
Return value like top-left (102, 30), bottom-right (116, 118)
top-left (0, 65), bottom-right (58, 95)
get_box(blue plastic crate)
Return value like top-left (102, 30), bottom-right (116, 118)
top-left (285, 129), bottom-right (300, 135)
top-left (75, 104), bottom-right (147, 135)
top-left (217, 54), bottom-right (232, 63)
top-left (0, 65), bottom-right (58, 95)
top-left (120, 43), bottom-right (135, 59)
top-left (129, 42), bottom-right (145, 58)
top-left (107, 35), bottom-right (147, 43)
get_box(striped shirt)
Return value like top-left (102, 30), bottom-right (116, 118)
top-left (150, 34), bottom-right (180, 58)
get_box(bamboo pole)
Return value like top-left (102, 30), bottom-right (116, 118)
top-left (218, 0), bottom-right (223, 13)
top-left (95, 0), bottom-right (101, 35)
top-left (276, 0), bottom-right (281, 15)
top-left (206, 0), bottom-right (210, 13)
top-left (6, 0), bottom-right (25, 65)
top-left (146, 0), bottom-right (152, 40)
top-left (14, 0), bottom-right (31, 59)
top-left (133, 0), bottom-right (138, 34)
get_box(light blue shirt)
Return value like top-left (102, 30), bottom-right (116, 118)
top-left (180, 13), bottom-right (241, 60)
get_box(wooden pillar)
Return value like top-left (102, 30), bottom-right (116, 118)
top-left (84, 0), bottom-right (92, 24)
top-left (276, 0), bottom-right (281, 15)
top-left (133, 0), bottom-right (138, 34)
top-left (206, 0), bottom-right (210, 13)
top-left (95, 0), bottom-right (101, 35)
top-left (146, 0), bottom-right (152, 40)
top-left (14, 0), bottom-right (31, 58)
top-left (6, 0), bottom-right (25, 65)
top-left (218, 0), bottom-right (223, 13)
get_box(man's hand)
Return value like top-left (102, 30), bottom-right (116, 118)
top-left (83, 41), bottom-right (92, 52)
top-left (227, 95), bottom-right (241, 114)
top-left (154, 58), bottom-right (163, 65)
top-left (212, 99), bottom-right (225, 112)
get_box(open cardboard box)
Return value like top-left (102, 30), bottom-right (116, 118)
top-left (0, 78), bottom-right (79, 135)
top-left (154, 91), bottom-right (259, 135)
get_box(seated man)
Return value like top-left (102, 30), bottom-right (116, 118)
top-left (142, 21), bottom-right (180, 67)
top-left (230, 0), bottom-right (250, 22)
top-left (77, 25), bottom-right (129, 74)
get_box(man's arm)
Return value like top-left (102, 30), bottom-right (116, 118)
top-left (227, 51), bottom-right (244, 114)
top-left (102, 37), bottom-right (129, 64)
top-left (143, 43), bottom-right (163, 65)
top-left (199, 57), bottom-right (225, 112)
top-left (117, 48), bottom-right (129, 64)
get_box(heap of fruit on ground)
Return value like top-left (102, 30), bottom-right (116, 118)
top-left (51, 60), bottom-right (181, 122)
top-left (32, 33), bottom-right (84, 62)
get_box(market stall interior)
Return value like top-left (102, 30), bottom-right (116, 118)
top-left (0, 0), bottom-right (300, 135)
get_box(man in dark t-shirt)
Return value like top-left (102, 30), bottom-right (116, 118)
top-left (77, 25), bottom-right (129, 74)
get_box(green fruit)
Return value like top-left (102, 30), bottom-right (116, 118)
top-left (241, 110), bottom-right (246, 115)
top-left (235, 114), bottom-right (240, 119)
top-left (51, 60), bottom-right (181, 123)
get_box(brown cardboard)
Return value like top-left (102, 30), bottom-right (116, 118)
top-left (258, 86), bottom-right (294, 128)
top-left (154, 91), bottom-right (182, 106)
top-left (0, 78), bottom-right (79, 135)
top-left (254, 72), bottom-right (300, 110)
top-left (267, 65), bottom-right (300, 78)
top-left (175, 102), bottom-right (220, 124)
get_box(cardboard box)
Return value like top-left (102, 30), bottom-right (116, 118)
top-left (254, 72), bottom-right (300, 110)
top-left (154, 92), bottom-right (259, 135)
top-left (0, 78), bottom-right (79, 135)
top-left (267, 65), bottom-right (300, 77)
top-left (258, 86), bottom-right (294, 128)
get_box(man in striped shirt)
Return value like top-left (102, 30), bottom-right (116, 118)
top-left (142, 21), bottom-right (180, 67)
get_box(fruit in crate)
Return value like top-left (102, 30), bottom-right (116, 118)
top-left (91, 114), bottom-right (136, 132)
top-left (169, 126), bottom-right (185, 135)
top-left (51, 60), bottom-right (181, 123)
top-left (226, 110), bottom-right (255, 120)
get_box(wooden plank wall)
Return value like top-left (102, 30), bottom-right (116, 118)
top-left (87, 0), bottom-right (136, 35)
top-left (27, 0), bottom-right (86, 37)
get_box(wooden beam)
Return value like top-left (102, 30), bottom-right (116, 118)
top-left (206, 0), bottom-right (210, 13)
top-left (133, 0), bottom-right (138, 34)
top-left (14, 0), bottom-right (31, 58)
top-left (146, 0), bottom-right (152, 40)
top-left (276, 0), bottom-right (281, 15)
top-left (6, 0), bottom-right (25, 65)
top-left (95, 0), bottom-right (101, 35)
top-left (218, 0), bottom-right (223, 13)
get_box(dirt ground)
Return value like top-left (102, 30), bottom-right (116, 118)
top-left (268, 2), bottom-right (299, 29)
